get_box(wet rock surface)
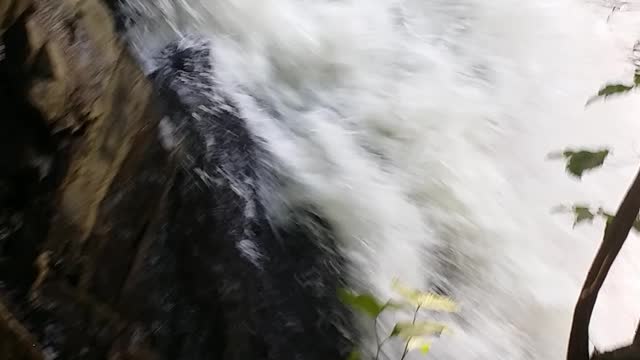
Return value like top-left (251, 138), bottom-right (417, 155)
top-left (0, 0), bottom-right (168, 358)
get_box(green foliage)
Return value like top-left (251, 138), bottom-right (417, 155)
top-left (551, 205), bottom-right (596, 227)
top-left (391, 280), bottom-right (457, 312)
top-left (585, 56), bottom-right (640, 104)
top-left (550, 48), bottom-right (637, 230)
top-left (339, 281), bottom-right (456, 360)
top-left (563, 149), bottom-right (609, 178)
top-left (554, 204), bottom-right (640, 233)
top-left (596, 83), bottom-right (634, 98)
top-left (556, 40), bottom-right (639, 359)
top-left (548, 149), bottom-right (609, 178)
top-left (338, 289), bottom-right (387, 318)
top-left (586, 75), bottom-right (639, 105)
top-left (573, 206), bottom-right (595, 226)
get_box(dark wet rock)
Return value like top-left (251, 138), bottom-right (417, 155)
top-left (148, 35), bottom-right (355, 360)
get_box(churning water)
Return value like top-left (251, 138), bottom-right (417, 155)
top-left (125, 0), bottom-right (640, 358)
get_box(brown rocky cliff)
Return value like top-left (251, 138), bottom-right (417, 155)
top-left (0, 0), bottom-right (213, 358)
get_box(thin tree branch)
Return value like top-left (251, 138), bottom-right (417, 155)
top-left (567, 167), bottom-right (640, 360)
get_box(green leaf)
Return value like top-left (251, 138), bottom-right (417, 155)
top-left (634, 72), bottom-right (640, 86)
top-left (551, 204), bottom-right (589, 219)
top-left (556, 205), bottom-right (640, 234)
top-left (561, 149), bottom-right (609, 178)
top-left (346, 350), bottom-right (361, 360)
top-left (587, 84), bottom-right (635, 104)
top-left (338, 289), bottom-right (386, 318)
top-left (391, 321), bottom-right (447, 338)
top-left (573, 206), bottom-right (595, 227)
top-left (598, 84), bottom-right (635, 96)
top-left (553, 204), bottom-right (601, 227)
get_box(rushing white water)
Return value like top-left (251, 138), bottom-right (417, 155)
top-left (126, 0), bottom-right (640, 358)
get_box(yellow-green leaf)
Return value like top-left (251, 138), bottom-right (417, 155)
top-left (338, 289), bottom-right (386, 318)
top-left (407, 337), bottom-right (432, 354)
top-left (391, 280), bottom-right (457, 312)
top-left (391, 321), bottom-right (447, 338)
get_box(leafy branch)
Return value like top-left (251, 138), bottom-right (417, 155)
top-left (339, 280), bottom-right (456, 360)
top-left (549, 142), bottom-right (640, 360)
top-left (558, 42), bottom-right (640, 359)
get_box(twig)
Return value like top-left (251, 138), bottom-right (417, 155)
top-left (400, 305), bottom-right (421, 360)
top-left (374, 315), bottom-right (388, 360)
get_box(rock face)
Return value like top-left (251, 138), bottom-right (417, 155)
top-left (1, 0), bottom-right (166, 358)
top-left (0, 1), bottom-right (355, 359)
top-left (1, 0), bottom-right (176, 357)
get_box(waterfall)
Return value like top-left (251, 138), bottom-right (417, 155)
top-left (123, 0), bottom-right (640, 358)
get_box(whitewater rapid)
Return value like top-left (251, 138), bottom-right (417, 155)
top-left (125, 0), bottom-right (640, 358)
